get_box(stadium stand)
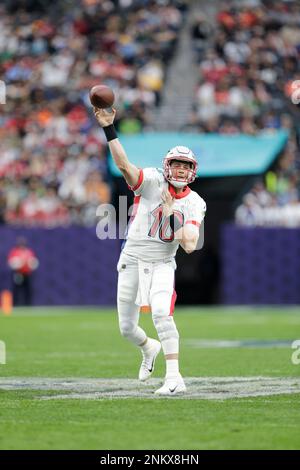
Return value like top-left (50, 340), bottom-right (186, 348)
top-left (0, 0), bottom-right (187, 227)
top-left (188, 0), bottom-right (300, 227)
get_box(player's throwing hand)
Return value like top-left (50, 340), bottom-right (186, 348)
top-left (93, 107), bottom-right (116, 127)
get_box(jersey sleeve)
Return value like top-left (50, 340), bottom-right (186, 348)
top-left (184, 196), bottom-right (206, 228)
top-left (128, 167), bottom-right (161, 197)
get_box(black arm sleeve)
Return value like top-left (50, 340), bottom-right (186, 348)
top-left (103, 124), bottom-right (118, 142)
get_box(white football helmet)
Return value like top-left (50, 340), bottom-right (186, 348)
top-left (163, 146), bottom-right (198, 188)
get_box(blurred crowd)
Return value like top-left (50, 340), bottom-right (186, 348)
top-left (1, 0), bottom-right (300, 228)
top-left (190, 0), bottom-right (300, 135)
top-left (190, 0), bottom-right (300, 227)
top-left (0, 0), bottom-right (186, 226)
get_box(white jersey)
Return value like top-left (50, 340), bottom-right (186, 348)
top-left (122, 167), bottom-right (206, 262)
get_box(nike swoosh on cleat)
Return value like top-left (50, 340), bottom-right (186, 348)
top-left (169, 386), bottom-right (178, 393)
top-left (147, 357), bottom-right (156, 372)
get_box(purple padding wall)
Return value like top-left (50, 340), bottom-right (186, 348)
top-left (221, 225), bottom-right (300, 304)
top-left (0, 227), bottom-right (120, 305)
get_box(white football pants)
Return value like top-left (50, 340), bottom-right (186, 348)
top-left (117, 252), bottom-right (179, 355)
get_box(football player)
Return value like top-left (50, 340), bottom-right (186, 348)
top-left (94, 107), bottom-right (206, 395)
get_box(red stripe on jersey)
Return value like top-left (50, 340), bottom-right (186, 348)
top-left (126, 195), bottom-right (141, 232)
top-left (128, 169), bottom-right (144, 192)
top-left (186, 220), bottom-right (200, 228)
top-left (131, 195), bottom-right (141, 219)
top-left (169, 289), bottom-right (177, 316)
top-left (121, 195), bottom-right (141, 252)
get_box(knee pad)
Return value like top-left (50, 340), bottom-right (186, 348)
top-left (152, 308), bottom-right (179, 343)
top-left (117, 300), bottom-right (147, 346)
top-left (119, 319), bottom-right (136, 339)
top-left (152, 311), bottom-right (179, 355)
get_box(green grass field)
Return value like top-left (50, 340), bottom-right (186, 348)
top-left (0, 306), bottom-right (300, 450)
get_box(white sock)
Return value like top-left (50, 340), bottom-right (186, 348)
top-left (166, 359), bottom-right (179, 377)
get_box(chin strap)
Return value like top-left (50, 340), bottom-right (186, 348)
top-left (169, 179), bottom-right (187, 189)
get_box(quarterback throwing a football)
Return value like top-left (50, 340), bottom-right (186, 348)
top-left (94, 107), bottom-right (206, 395)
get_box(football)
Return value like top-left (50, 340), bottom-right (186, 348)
top-left (89, 85), bottom-right (115, 109)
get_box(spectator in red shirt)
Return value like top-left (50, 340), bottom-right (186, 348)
top-left (7, 237), bottom-right (39, 306)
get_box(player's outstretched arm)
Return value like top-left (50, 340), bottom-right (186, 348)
top-left (93, 107), bottom-right (140, 188)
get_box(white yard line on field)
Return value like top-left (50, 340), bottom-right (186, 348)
top-left (183, 339), bottom-right (293, 348)
top-left (0, 377), bottom-right (300, 400)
